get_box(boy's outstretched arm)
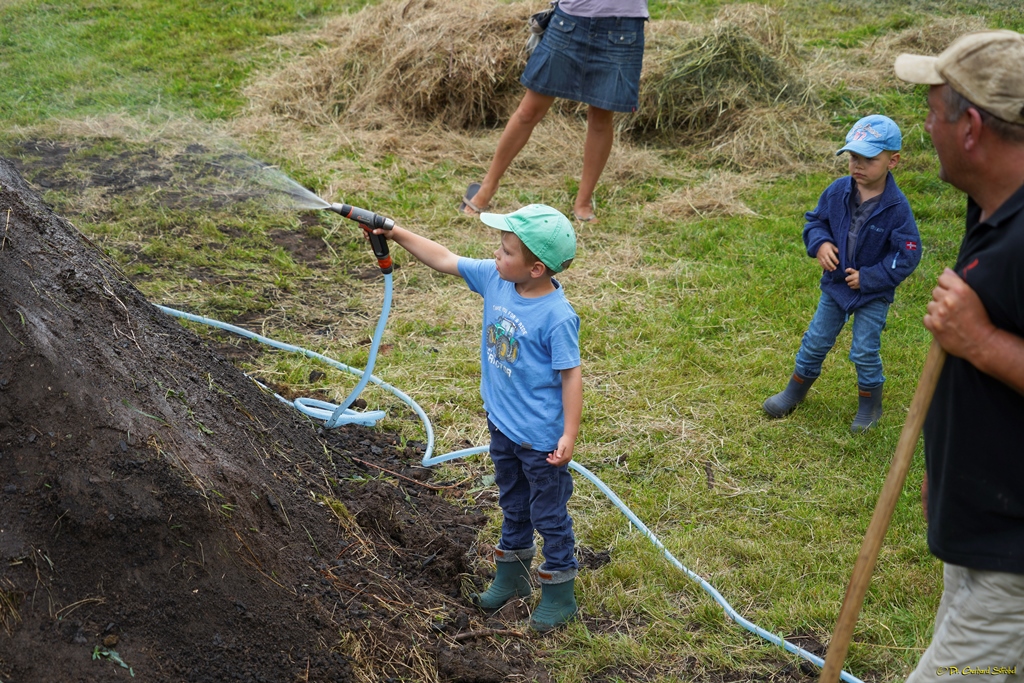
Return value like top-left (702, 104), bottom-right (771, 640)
top-left (548, 366), bottom-right (582, 466)
top-left (377, 226), bottom-right (461, 276)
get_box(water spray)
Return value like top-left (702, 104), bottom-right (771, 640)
top-left (205, 153), bottom-right (397, 273)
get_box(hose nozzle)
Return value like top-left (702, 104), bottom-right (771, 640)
top-left (327, 203), bottom-right (394, 273)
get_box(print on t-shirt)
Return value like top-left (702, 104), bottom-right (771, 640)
top-left (486, 306), bottom-right (527, 377)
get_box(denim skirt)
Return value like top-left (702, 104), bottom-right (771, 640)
top-left (520, 7), bottom-right (646, 113)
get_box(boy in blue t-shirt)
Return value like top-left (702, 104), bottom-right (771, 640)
top-left (763, 114), bottom-right (922, 431)
top-left (373, 204), bottom-right (582, 632)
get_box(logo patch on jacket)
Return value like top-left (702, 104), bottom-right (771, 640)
top-left (905, 241), bottom-right (918, 251)
top-left (960, 258), bottom-right (979, 280)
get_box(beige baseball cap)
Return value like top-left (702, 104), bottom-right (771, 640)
top-left (894, 30), bottom-right (1024, 125)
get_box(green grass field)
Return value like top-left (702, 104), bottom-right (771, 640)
top-left (3, 0), bottom-right (1022, 681)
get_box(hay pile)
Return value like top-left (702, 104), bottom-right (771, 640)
top-left (620, 10), bottom-right (811, 141)
top-left (237, 4), bottom-right (996, 199)
top-left (246, 0), bottom-right (533, 129)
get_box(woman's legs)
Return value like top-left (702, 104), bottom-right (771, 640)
top-left (466, 97), bottom-right (615, 221)
top-left (465, 89), bottom-right (556, 215)
top-left (574, 105), bottom-right (615, 220)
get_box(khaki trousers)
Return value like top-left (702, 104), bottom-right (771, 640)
top-left (906, 564), bottom-right (1024, 683)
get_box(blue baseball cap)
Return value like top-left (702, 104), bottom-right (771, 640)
top-left (836, 115), bottom-right (902, 157)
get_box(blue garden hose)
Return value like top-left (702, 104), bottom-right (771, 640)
top-left (157, 275), bottom-right (394, 428)
top-left (157, 278), bottom-right (865, 683)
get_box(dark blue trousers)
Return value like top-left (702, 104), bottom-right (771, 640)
top-left (488, 418), bottom-right (577, 574)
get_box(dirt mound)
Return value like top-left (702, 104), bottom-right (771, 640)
top-left (0, 157), bottom-right (548, 681)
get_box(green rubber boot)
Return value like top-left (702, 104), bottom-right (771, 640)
top-left (529, 575), bottom-right (578, 633)
top-left (470, 545), bottom-right (534, 611)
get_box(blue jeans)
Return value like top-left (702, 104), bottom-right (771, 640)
top-left (794, 292), bottom-right (889, 387)
top-left (487, 418), bottom-right (578, 574)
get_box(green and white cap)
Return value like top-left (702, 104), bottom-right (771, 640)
top-left (480, 204), bottom-right (576, 273)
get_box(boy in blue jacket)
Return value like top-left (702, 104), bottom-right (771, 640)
top-left (763, 115), bottom-right (921, 432)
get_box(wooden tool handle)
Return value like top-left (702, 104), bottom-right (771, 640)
top-left (820, 339), bottom-right (946, 683)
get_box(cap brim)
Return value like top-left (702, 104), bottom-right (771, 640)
top-left (894, 54), bottom-right (945, 85)
top-left (479, 212), bottom-right (509, 231)
top-left (836, 142), bottom-right (885, 158)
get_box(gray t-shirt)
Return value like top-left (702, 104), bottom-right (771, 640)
top-left (558, 0), bottom-right (649, 18)
top-left (847, 188), bottom-right (881, 264)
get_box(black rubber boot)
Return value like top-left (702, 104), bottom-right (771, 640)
top-left (762, 372), bottom-right (816, 418)
top-left (529, 576), bottom-right (578, 633)
top-left (851, 384), bottom-right (883, 433)
top-left (469, 545), bottom-right (534, 611)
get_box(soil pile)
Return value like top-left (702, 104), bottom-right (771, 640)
top-left (0, 156), bottom-right (548, 682)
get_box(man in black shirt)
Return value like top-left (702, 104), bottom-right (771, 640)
top-left (895, 30), bottom-right (1024, 683)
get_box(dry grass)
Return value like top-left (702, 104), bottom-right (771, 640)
top-left (16, 7), bottom-right (989, 223)
top-left (41, 111), bottom-right (232, 142)
top-left (0, 579), bottom-right (22, 636)
top-left (649, 172), bottom-right (759, 219)
top-left (701, 104), bottom-right (834, 171)
top-left (807, 16), bottom-right (988, 97)
top-left (713, 3), bottom-right (800, 60)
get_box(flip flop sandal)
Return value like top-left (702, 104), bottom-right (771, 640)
top-left (572, 198), bottom-right (597, 222)
top-left (458, 182), bottom-right (490, 216)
